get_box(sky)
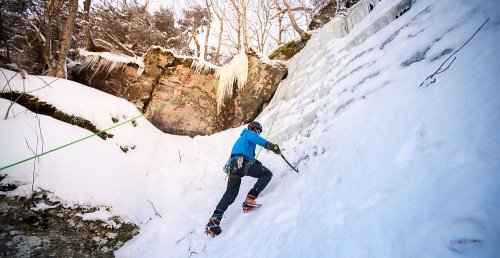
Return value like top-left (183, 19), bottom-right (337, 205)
top-left (1, 0), bottom-right (499, 257)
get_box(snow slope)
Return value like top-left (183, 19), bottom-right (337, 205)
top-left (1, 0), bottom-right (499, 257)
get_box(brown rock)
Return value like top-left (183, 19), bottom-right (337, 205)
top-left (72, 47), bottom-right (287, 136)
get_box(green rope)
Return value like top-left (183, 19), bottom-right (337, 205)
top-left (0, 62), bottom-right (259, 172)
top-left (0, 113), bottom-right (144, 171)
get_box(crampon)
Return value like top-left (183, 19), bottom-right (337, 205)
top-left (205, 217), bottom-right (222, 237)
top-left (242, 196), bottom-right (262, 213)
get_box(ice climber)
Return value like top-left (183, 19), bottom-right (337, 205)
top-left (205, 121), bottom-right (281, 237)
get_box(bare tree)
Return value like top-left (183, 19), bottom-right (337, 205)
top-left (272, 0), bottom-right (286, 45)
top-left (282, 0), bottom-right (310, 41)
top-left (153, 7), bottom-right (177, 36)
top-left (229, 0), bottom-right (242, 51)
top-left (179, 4), bottom-right (209, 57)
top-left (42, 0), bottom-right (60, 76)
top-left (245, 0), bottom-right (272, 52)
top-left (82, 0), bottom-right (108, 52)
top-left (241, 0), bottom-right (249, 51)
top-left (52, 0), bottom-right (78, 78)
top-left (203, 0), bottom-right (212, 60)
top-left (210, 0), bottom-right (227, 63)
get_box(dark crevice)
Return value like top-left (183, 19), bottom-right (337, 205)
top-left (141, 58), bottom-right (186, 113)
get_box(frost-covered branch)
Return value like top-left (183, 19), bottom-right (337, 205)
top-left (26, 19), bottom-right (46, 43)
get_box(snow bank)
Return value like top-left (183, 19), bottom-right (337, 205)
top-left (1, 0), bottom-right (499, 257)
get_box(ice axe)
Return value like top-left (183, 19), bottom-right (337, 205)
top-left (273, 145), bottom-right (299, 173)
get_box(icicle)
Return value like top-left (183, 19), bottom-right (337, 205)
top-left (73, 49), bottom-right (145, 77)
top-left (190, 58), bottom-right (219, 75)
top-left (215, 53), bottom-right (248, 113)
top-left (328, 0), bottom-right (383, 38)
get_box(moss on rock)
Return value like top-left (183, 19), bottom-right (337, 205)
top-left (269, 39), bottom-right (309, 61)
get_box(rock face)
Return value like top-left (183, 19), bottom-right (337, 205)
top-left (308, 0), bottom-right (364, 31)
top-left (0, 181), bottom-right (138, 257)
top-left (72, 47), bottom-right (287, 136)
top-left (309, 0), bottom-right (338, 30)
top-left (142, 48), bottom-right (219, 136)
top-left (268, 40), bottom-right (309, 61)
top-left (219, 51), bottom-right (288, 128)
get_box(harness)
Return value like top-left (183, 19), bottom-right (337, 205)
top-left (223, 154), bottom-right (253, 179)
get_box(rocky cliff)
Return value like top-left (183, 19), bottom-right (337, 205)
top-left (72, 48), bottom-right (287, 136)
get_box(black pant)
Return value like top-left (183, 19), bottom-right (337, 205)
top-left (212, 160), bottom-right (273, 219)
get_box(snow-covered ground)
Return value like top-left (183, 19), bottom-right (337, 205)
top-left (1, 0), bottom-right (499, 257)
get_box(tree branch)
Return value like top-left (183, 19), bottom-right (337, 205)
top-left (271, 6), bottom-right (312, 20)
top-left (175, 229), bottom-right (194, 245)
top-left (146, 200), bottom-right (162, 218)
top-left (103, 32), bottom-right (136, 57)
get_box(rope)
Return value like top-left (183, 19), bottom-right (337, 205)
top-left (255, 78), bottom-right (294, 159)
top-left (0, 62), bottom-right (259, 171)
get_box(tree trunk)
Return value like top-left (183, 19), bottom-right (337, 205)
top-left (241, 0), bottom-right (249, 52)
top-left (203, 0), bottom-right (212, 60)
top-left (282, 0), bottom-right (310, 41)
top-left (230, 0), bottom-right (242, 51)
top-left (53, 0), bottom-right (78, 78)
top-left (214, 15), bottom-right (223, 63)
top-left (278, 13), bottom-right (283, 44)
top-left (212, 0), bottom-right (225, 63)
top-left (192, 32), bottom-right (201, 57)
top-left (43, 0), bottom-right (57, 75)
top-left (273, 0), bottom-right (285, 45)
top-left (83, 0), bottom-right (101, 51)
top-left (103, 32), bottom-right (135, 57)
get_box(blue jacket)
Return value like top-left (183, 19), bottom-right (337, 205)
top-left (231, 128), bottom-right (268, 159)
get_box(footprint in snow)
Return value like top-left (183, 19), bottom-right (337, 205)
top-left (445, 218), bottom-right (485, 254)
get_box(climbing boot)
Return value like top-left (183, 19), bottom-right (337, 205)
top-left (205, 217), bottom-right (222, 237)
top-left (242, 195), bottom-right (261, 213)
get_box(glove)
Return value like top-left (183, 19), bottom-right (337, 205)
top-left (272, 144), bottom-right (281, 154)
top-left (265, 142), bottom-right (281, 154)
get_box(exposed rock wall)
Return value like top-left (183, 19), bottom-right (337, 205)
top-left (269, 39), bottom-right (309, 61)
top-left (309, 0), bottom-right (338, 30)
top-left (220, 52), bottom-right (288, 128)
top-left (0, 179), bottom-right (138, 257)
top-left (73, 48), bottom-right (287, 136)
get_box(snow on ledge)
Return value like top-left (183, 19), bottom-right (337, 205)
top-left (76, 49), bottom-right (146, 76)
